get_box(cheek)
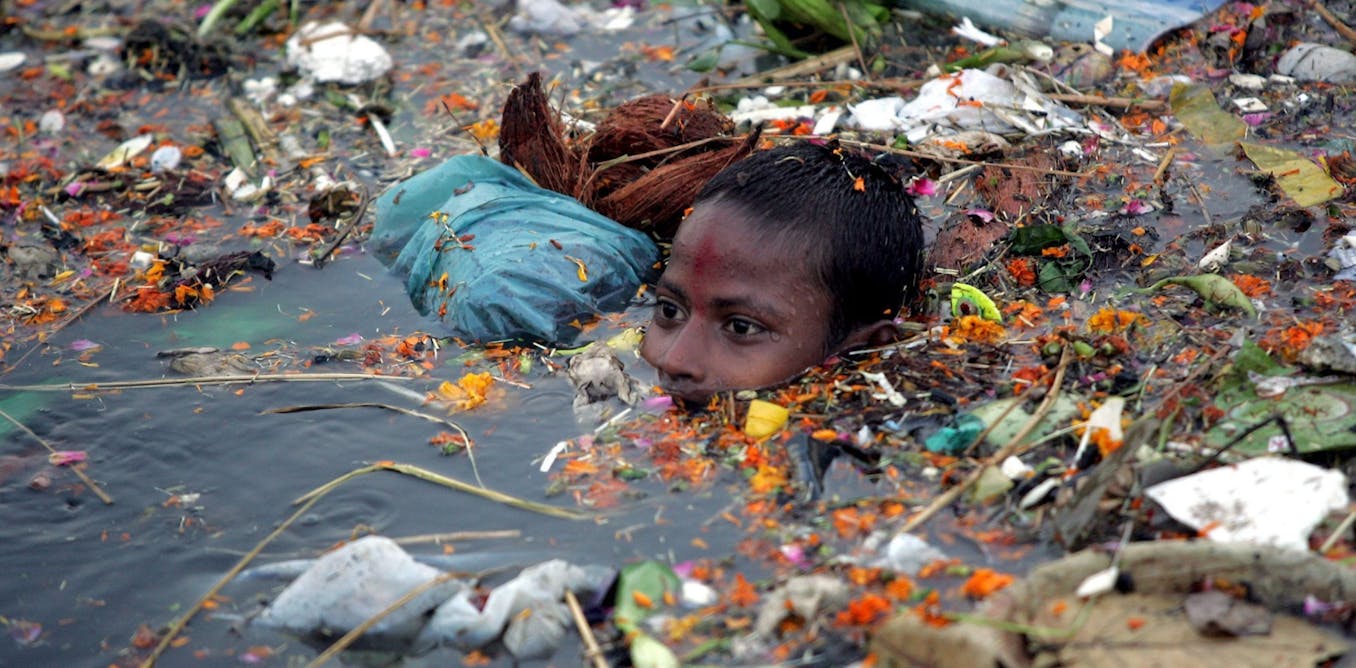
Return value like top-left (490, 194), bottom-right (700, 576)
top-left (638, 328), bottom-right (664, 365)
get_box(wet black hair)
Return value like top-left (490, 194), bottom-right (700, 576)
top-left (693, 141), bottom-right (925, 351)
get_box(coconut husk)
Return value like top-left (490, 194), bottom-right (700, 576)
top-left (973, 151), bottom-right (1062, 223)
top-left (498, 72), bottom-right (582, 199)
top-left (588, 95), bottom-right (735, 163)
top-left (495, 73), bottom-right (750, 239)
top-left (596, 129), bottom-right (761, 239)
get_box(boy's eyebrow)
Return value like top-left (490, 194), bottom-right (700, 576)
top-left (711, 295), bottom-right (790, 321)
top-left (656, 278), bottom-right (687, 302)
top-left (658, 278), bottom-right (791, 321)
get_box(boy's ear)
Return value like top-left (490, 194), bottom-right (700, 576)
top-left (834, 320), bottom-right (900, 354)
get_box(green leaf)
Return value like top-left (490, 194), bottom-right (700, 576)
top-left (614, 560), bottom-right (681, 633)
top-left (1232, 340), bottom-right (1287, 378)
top-left (1037, 259), bottom-right (1081, 293)
top-left (1240, 142), bottom-right (1344, 207)
top-left (1168, 84), bottom-right (1245, 150)
top-left (1009, 225), bottom-right (1067, 255)
top-left (631, 631), bottom-right (681, 668)
top-left (1137, 274), bottom-right (1257, 317)
top-left (747, 0), bottom-right (781, 20)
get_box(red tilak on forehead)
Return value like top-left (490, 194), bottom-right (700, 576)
top-left (690, 232), bottom-right (718, 281)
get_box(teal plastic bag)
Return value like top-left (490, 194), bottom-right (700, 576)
top-left (372, 156), bottom-right (658, 344)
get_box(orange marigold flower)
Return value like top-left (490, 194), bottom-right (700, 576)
top-left (1087, 308), bottom-right (1147, 334)
top-left (730, 572), bottom-right (759, 607)
top-left (885, 576), bottom-right (914, 601)
top-left (835, 593), bottom-right (891, 626)
top-left (1040, 244), bottom-right (1071, 258)
top-left (831, 507), bottom-right (878, 539)
top-left (1003, 300), bottom-right (1043, 326)
top-left (1229, 274), bottom-right (1272, 298)
top-left (748, 464), bottom-right (788, 495)
top-left (912, 590), bottom-right (951, 628)
top-left (1262, 320), bottom-right (1326, 361)
top-left (960, 568), bottom-right (1014, 599)
top-left (946, 315), bottom-right (1007, 345)
top-left (1006, 257), bottom-right (1037, 287)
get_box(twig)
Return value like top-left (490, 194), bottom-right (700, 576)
top-left (960, 389), bottom-right (1029, 456)
top-left (899, 348), bottom-right (1071, 534)
top-left (141, 483), bottom-right (326, 667)
top-left (1319, 509), bottom-right (1356, 555)
top-left (228, 97), bottom-right (282, 167)
top-left (1186, 180), bottom-right (1213, 227)
top-left (292, 461), bottom-right (588, 521)
top-left (357, 0), bottom-right (387, 33)
top-left (659, 93), bottom-right (689, 131)
top-left (0, 408), bottom-right (113, 505)
top-left (686, 77), bottom-right (922, 95)
top-left (475, 6), bottom-right (521, 76)
top-left (730, 45), bottom-right (857, 85)
top-left (1, 295), bottom-right (106, 377)
top-left (1152, 147), bottom-right (1175, 184)
top-left (263, 402), bottom-right (473, 448)
top-left (264, 401), bottom-right (483, 487)
top-left (0, 372), bottom-right (415, 393)
top-left (1310, 0), bottom-right (1356, 42)
top-left (306, 570), bottom-right (465, 667)
top-left (393, 529), bottom-right (521, 546)
top-left (838, 2), bottom-right (870, 81)
top-left (1046, 93), bottom-right (1165, 110)
top-left (783, 134), bottom-right (1087, 177)
top-left (565, 589), bottom-right (611, 668)
top-left (312, 185), bottom-right (371, 269)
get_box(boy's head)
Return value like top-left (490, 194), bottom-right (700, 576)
top-left (640, 142), bottom-right (924, 403)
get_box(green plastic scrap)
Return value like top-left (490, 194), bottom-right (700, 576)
top-left (951, 283), bottom-right (1003, 322)
top-left (1132, 274), bottom-right (1257, 317)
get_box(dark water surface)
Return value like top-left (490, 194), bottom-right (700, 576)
top-left (0, 252), bottom-right (747, 666)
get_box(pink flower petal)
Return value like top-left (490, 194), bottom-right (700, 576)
top-left (334, 332), bottom-right (364, 346)
top-left (49, 450), bottom-right (87, 466)
top-left (69, 339), bottom-right (100, 352)
top-left (905, 177), bottom-right (938, 197)
top-left (964, 208), bottom-right (995, 222)
top-left (409, 147), bottom-right (432, 158)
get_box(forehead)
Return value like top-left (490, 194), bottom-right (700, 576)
top-left (670, 200), bottom-right (811, 277)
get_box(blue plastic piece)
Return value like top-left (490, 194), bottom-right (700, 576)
top-left (896, 0), bottom-right (1230, 52)
top-left (924, 413), bottom-right (986, 454)
top-left (372, 155), bottom-right (658, 344)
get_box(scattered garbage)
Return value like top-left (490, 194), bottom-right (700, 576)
top-left (898, 0), bottom-right (1230, 52)
top-left (1276, 42), bottom-right (1356, 83)
top-left (372, 155), bottom-right (658, 344)
top-left (1144, 458), bottom-right (1349, 551)
top-left (254, 536), bottom-right (613, 660)
top-left (847, 66), bottom-right (1083, 143)
top-left (255, 536), bottom-right (465, 648)
top-left (4, 0), bottom-right (1356, 665)
top-left (873, 542), bottom-right (1356, 667)
top-left (284, 21), bottom-right (393, 85)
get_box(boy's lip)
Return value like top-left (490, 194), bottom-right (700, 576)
top-left (656, 378), bottom-right (714, 406)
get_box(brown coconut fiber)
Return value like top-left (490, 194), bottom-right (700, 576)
top-left (495, 73), bottom-right (750, 239)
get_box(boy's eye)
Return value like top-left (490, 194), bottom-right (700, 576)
top-left (723, 317), bottom-right (767, 338)
top-left (654, 298), bottom-right (686, 324)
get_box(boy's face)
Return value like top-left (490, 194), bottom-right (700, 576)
top-left (640, 199), bottom-right (834, 404)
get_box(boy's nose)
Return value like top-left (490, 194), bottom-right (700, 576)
top-left (643, 325), bottom-right (706, 384)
